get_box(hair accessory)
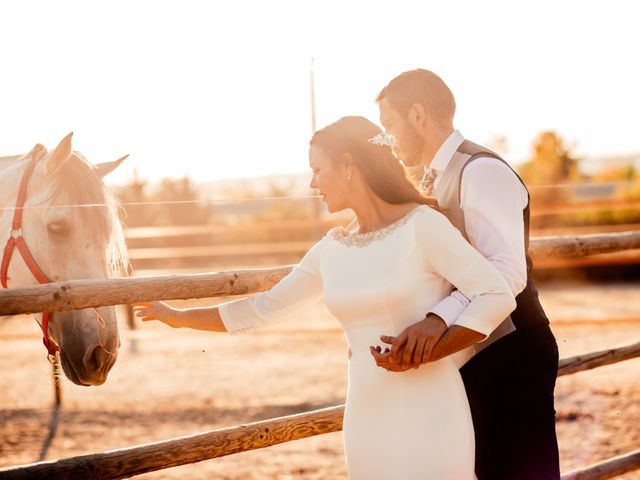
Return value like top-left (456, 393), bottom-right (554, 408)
top-left (367, 132), bottom-right (397, 148)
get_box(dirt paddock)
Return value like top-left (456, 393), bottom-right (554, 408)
top-left (1, 279), bottom-right (639, 479)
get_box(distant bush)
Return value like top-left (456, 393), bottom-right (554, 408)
top-left (114, 172), bottom-right (214, 228)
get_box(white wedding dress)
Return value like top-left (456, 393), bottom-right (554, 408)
top-left (219, 205), bottom-right (515, 479)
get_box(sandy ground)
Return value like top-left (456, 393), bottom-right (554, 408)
top-left (1, 279), bottom-right (639, 479)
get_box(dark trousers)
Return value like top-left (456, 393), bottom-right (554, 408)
top-left (460, 324), bottom-right (560, 480)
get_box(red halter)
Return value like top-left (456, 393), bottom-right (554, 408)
top-left (1, 147), bottom-right (59, 359)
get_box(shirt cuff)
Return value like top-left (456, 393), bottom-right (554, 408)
top-left (218, 299), bottom-right (265, 334)
top-left (429, 296), bottom-right (467, 328)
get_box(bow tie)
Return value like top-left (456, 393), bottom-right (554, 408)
top-left (418, 168), bottom-right (438, 196)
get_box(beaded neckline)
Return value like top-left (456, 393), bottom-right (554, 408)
top-left (328, 205), bottom-right (424, 247)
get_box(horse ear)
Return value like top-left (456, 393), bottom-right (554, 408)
top-left (45, 132), bottom-right (74, 176)
top-left (28, 143), bottom-right (48, 161)
top-left (94, 154), bottom-right (129, 178)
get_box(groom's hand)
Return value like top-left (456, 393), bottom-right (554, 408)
top-left (382, 314), bottom-right (448, 369)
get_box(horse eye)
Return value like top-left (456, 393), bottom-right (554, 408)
top-left (47, 221), bottom-right (70, 236)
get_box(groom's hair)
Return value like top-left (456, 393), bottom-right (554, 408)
top-left (376, 69), bottom-right (456, 126)
top-left (310, 116), bottom-right (438, 209)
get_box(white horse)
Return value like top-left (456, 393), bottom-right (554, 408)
top-left (1, 133), bottom-right (129, 386)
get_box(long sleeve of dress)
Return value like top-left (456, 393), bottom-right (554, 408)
top-left (218, 239), bottom-right (325, 334)
top-left (415, 208), bottom-right (517, 337)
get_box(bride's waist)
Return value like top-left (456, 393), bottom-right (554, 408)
top-left (346, 350), bottom-right (462, 394)
top-left (343, 324), bottom-right (395, 352)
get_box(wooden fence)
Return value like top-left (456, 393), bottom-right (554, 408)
top-left (2, 231), bottom-right (639, 315)
top-left (1, 340), bottom-right (639, 479)
top-left (1, 230), bottom-right (639, 479)
top-left (121, 182), bottom-right (640, 273)
top-left (124, 223), bottom-right (640, 272)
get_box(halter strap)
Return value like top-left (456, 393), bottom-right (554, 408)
top-left (1, 148), bottom-right (59, 358)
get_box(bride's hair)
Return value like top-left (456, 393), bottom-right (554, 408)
top-left (310, 116), bottom-right (438, 209)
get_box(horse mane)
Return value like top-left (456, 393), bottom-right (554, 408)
top-left (1, 148), bottom-right (129, 278)
top-left (0, 155), bottom-right (24, 178)
top-left (48, 152), bottom-right (130, 277)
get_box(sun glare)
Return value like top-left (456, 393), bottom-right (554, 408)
top-left (0, 1), bottom-right (639, 187)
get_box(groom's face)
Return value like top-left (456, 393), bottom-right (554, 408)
top-left (378, 98), bottom-right (425, 167)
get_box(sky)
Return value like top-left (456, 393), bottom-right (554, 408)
top-left (1, 0), bottom-right (639, 186)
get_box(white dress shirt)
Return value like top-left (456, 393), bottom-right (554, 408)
top-left (428, 130), bottom-right (529, 333)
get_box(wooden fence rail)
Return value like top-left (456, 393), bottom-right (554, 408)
top-left (1, 231), bottom-right (639, 316)
top-left (530, 231), bottom-right (640, 258)
top-left (557, 340), bottom-right (640, 375)
top-left (124, 218), bottom-right (344, 239)
top-left (530, 199), bottom-right (640, 216)
top-left (1, 341), bottom-right (639, 480)
top-left (0, 406), bottom-right (345, 480)
top-left (122, 219), bottom-right (640, 241)
top-left (124, 231), bottom-right (640, 265)
top-left (560, 450), bottom-right (640, 480)
top-left (0, 267), bottom-right (292, 316)
top-left (124, 225), bottom-right (640, 271)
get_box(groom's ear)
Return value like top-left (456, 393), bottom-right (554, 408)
top-left (409, 103), bottom-right (427, 129)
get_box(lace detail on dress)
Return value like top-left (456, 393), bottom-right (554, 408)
top-left (328, 206), bottom-right (424, 247)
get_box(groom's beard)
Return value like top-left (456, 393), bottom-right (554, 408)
top-left (397, 123), bottom-right (426, 167)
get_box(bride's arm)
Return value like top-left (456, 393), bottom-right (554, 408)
top-left (133, 238), bottom-right (326, 335)
top-left (381, 209), bottom-right (516, 368)
top-left (133, 301), bottom-right (227, 332)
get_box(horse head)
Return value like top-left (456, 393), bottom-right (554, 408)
top-left (1, 133), bottom-right (129, 386)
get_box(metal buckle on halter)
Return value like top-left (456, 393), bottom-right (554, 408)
top-left (9, 228), bottom-right (22, 239)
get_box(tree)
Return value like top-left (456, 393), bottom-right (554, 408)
top-left (151, 176), bottom-right (214, 226)
top-left (113, 168), bottom-right (157, 228)
top-left (114, 173), bottom-right (214, 227)
top-left (518, 131), bottom-right (582, 185)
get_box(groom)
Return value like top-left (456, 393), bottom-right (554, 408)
top-left (371, 69), bottom-right (560, 480)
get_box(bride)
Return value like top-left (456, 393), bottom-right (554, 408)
top-left (133, 116), bottom-right (516, 479)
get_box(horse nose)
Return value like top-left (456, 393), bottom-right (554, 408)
top-left (83, 346), bottom-right (115, 378)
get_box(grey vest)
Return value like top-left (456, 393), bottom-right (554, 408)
top-left (435, 140), bottom-right (549, 350)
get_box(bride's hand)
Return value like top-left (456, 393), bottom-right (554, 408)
top-left (132, 301), bottom-right (183, 328)
top-left (369, 346), bottom-right (411, 372)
